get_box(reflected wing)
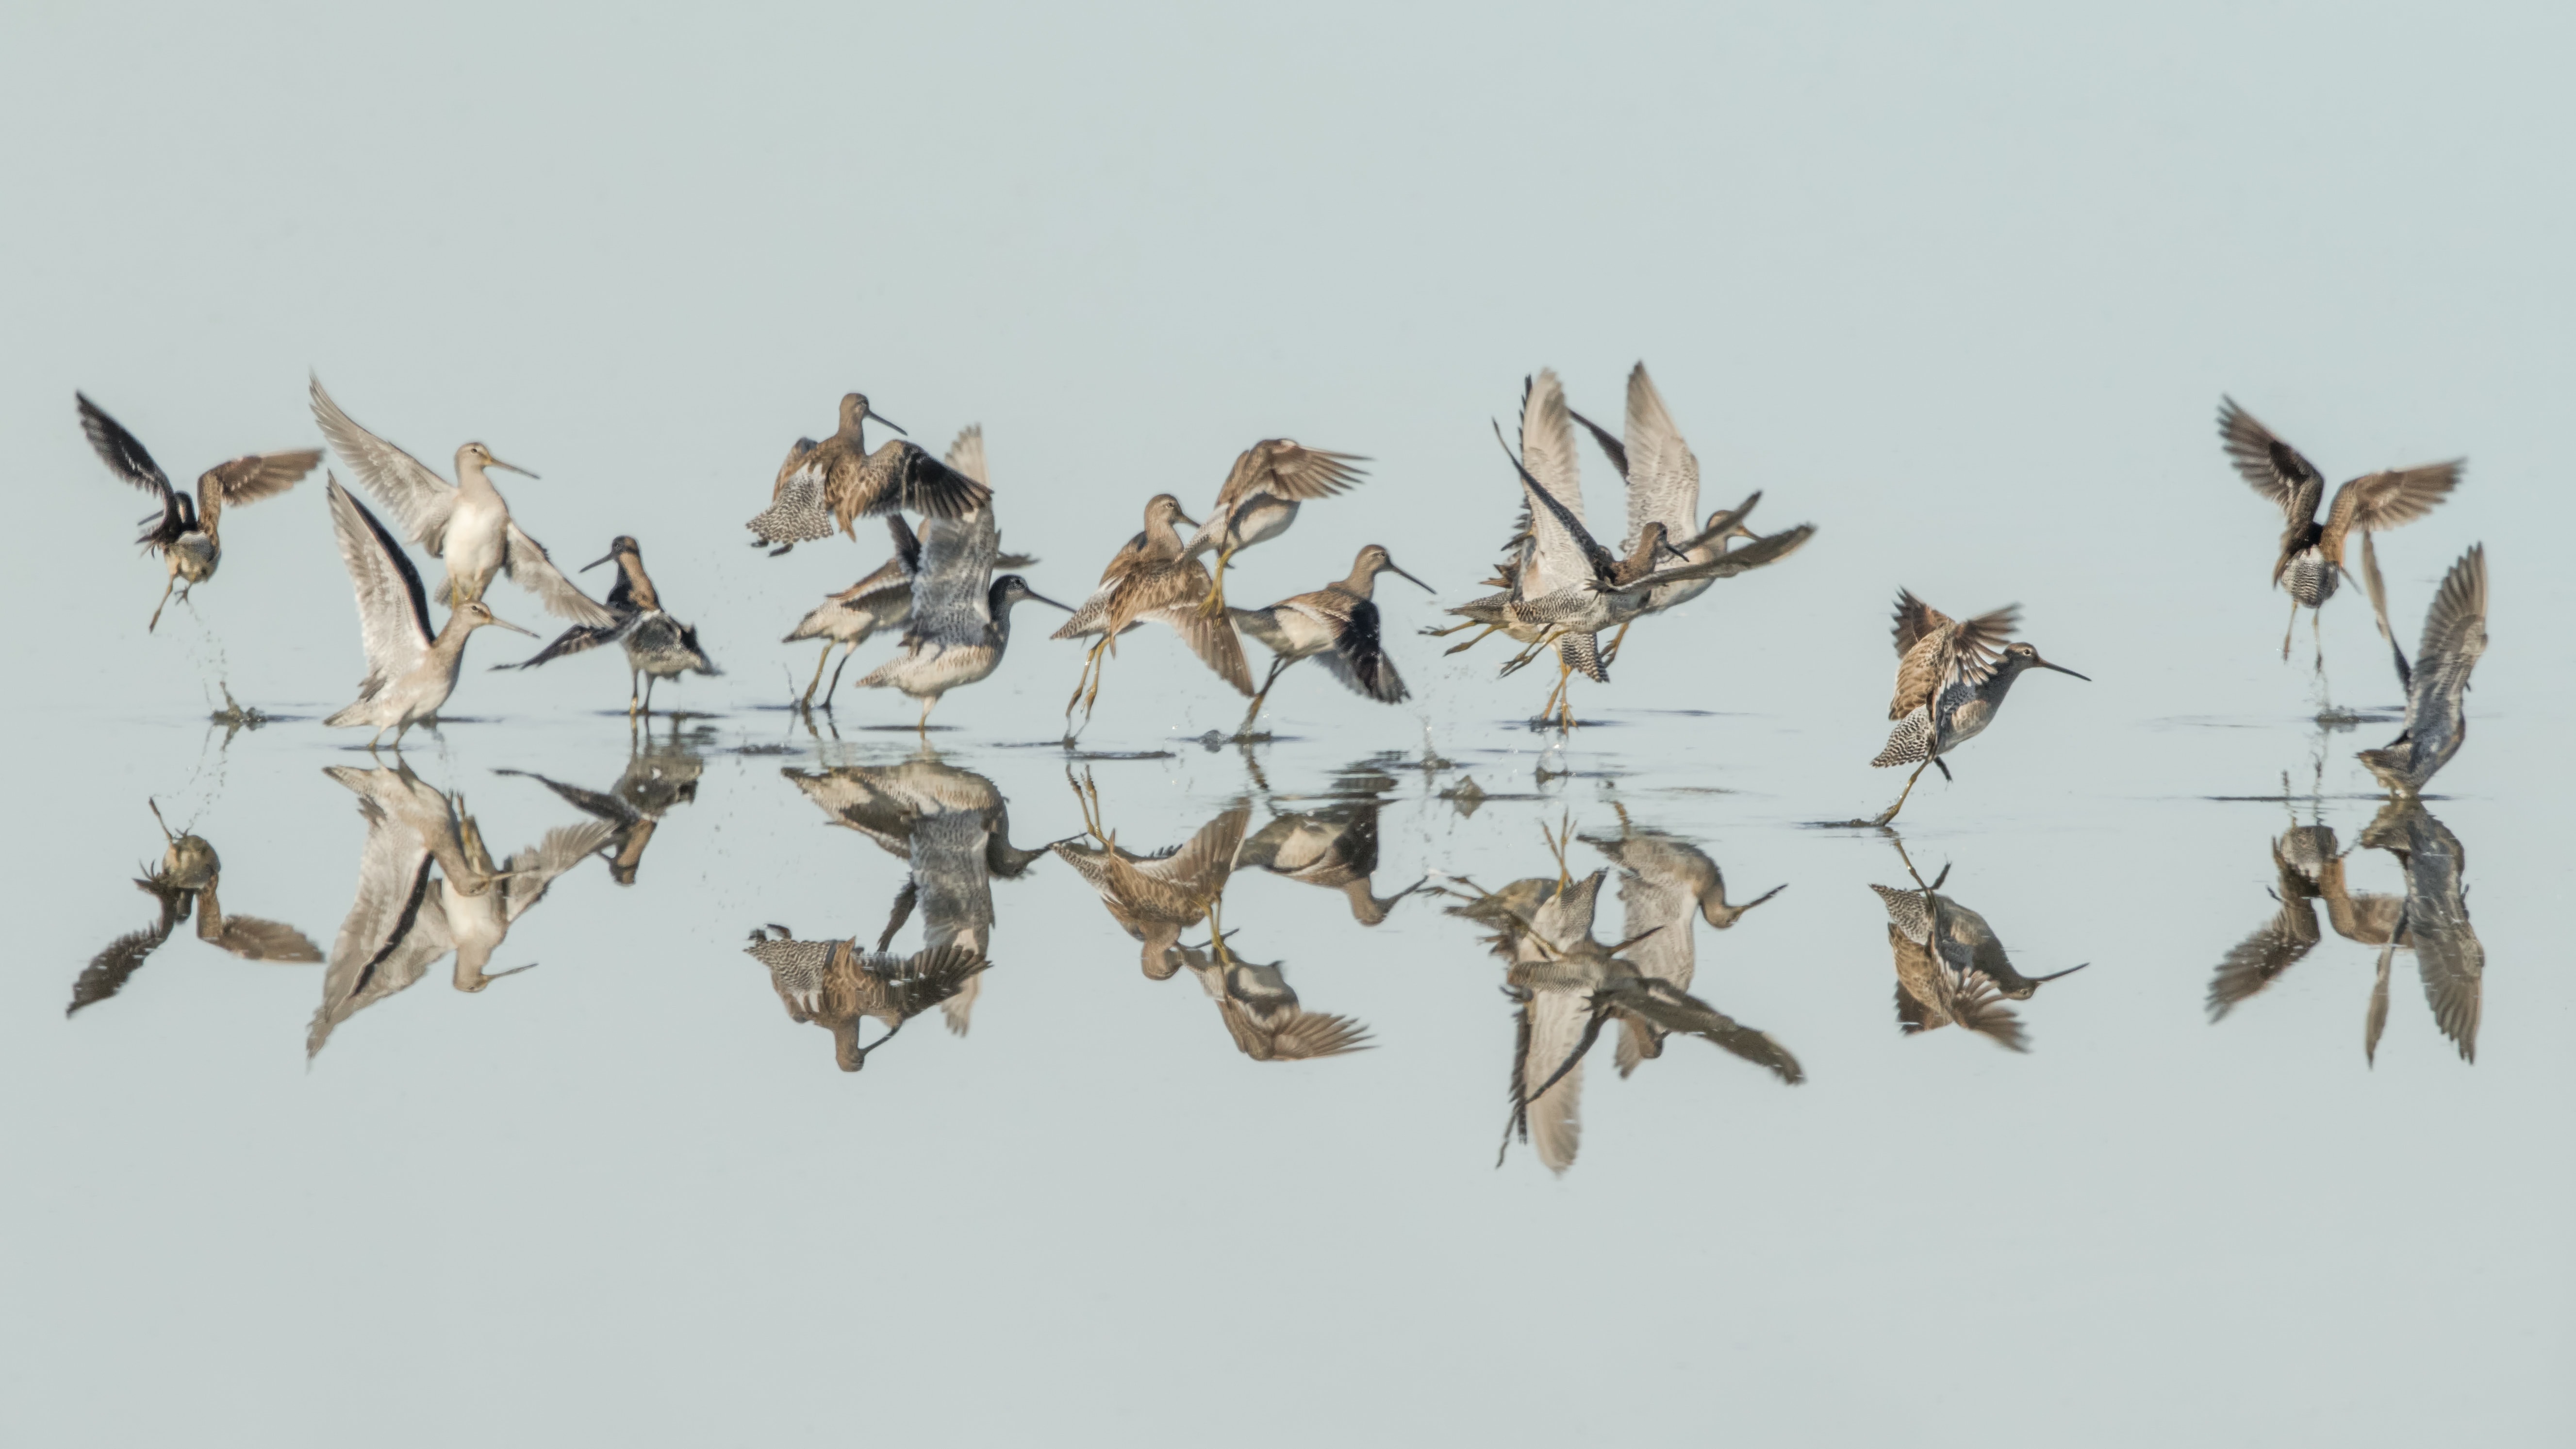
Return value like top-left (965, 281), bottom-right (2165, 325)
top-left (196, 449), bottom-right (323, 539)
top-left (1519, 988), bottom-right (1588, 1174)
top-left (1262, 1010), bottom-right (1374, 1060)
top-left (2413, 920), bottom-right (2484, 1064)
top-left (203, 913), bottom-right (323, 963)
top-left (500, 820), bottom-right (619, 922)
top-left (309, 785), bottom-right (451, 1059)
top-left (66, 886), bottom-right (183, 1016)
top-left (2217, 396), bottom-right (2325, 516)
top-left (2328, 462), bottom-right (2463, 537)
top-left (2205, 898), bottom-right (2322, 1020)
top-left (503, 522), bottom-right (617, 626)
top-left (1134, 806), bottom-right (1253, 894)
top-left (325, 479), bottom-right (433, 690)
top-left (1623, 980), bottom-right (1804, 1084)
top-left (943, 424), bottom-right (988, 485)
top-left (310, 375), bottom-right (460, 552)
top-left (1618, 362), bottom-right (1701, 552)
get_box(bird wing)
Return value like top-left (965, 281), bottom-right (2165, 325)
top-left (1618, 362), bottom-right (1701, 552)
top-left (75, 395), bottom-right (186, 544)
top-left (1130, 565), bottom-right (1255, 693)
top-left (506, 615), bottom-right (639, 670)
top-left (1624, 979), bottom-right (1804, 1084)
top-left (2406, 545), bottom-right (2488, 733)
top-left (1310, 597), bottom-right (1407, 704)
top-left (1519, 370), bottom-right (1585, 524)
top-left (2205, 895), bottom-right (2322, 1020)
top-left (195, 449), bottom-right (323, 540)
top-left (1625, 522), bottom-right (1815, 591)
top-left (310, 777), bottom-right (451, 1057)
top-left (200, 903), bottom-right (324, 962)
top-left (770, 438), bottom-right (820, 499)
top-left (1226, 438), bottom-right (1368, 504)
top-left (2217, 396), bottom-right (2326, 518)
top-left (1890, 590), bottom-right (1952, 659)
top-left (944, 424), bottom-right (988, 485)
top-left (66, 886), bottom-right (184, 1016)
top-left (1133, 805), bottom-right (1254, 893)
top-left (310, 375), bottom-right (461, 553)
top-left (2414, 921), bottom-right (2484, 1064)
top-left (1514, 451), bottom-right (1608, 600)
top-left (2328, 462), bottom-right (2463, 538)
top-left (1519, 988), bottom-right (1588, 1174)
top-left (831, 441), bottom-right (992, 527)
top-left (1264, 1010), bottom-right (1375, 1060)
top-left (502, 522), bottom-right (617, 626)
top-left (325, 478), bottom-right (433, 691)
top-left (908, 508), bottom-right (1001, 645)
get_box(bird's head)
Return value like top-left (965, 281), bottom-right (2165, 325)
top-left (451, 599), bottom-right (537, 637)
top-left (2001, 641), bottom-right (2089, 680)
top-left (839, 393), bottom-right (906, 438)
top-left (456, 441), bottom-right (538, 479)
top-left (993, 574), bottom-right (1073, 613)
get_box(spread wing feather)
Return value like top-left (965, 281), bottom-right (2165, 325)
top-left (311, 375), bottom-right (461, 554)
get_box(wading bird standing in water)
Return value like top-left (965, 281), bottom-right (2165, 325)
top-left (503, 535), bottom-right (719, 716)
top-left (2217, 396), bottom-right (2463, 666)
top-left (76, 394), bottom-right (321, 630)
top-left (1867, 592), bottom-right (2087, 826)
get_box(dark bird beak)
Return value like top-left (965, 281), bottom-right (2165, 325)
top-left (1026, 589), bottom-right (1075, 612)
top-left (2034, 656), bottom-right (2090, 681)
top-left (2026, 962), bottom-right (2091, 984)
top-left (487, 613), bottom-right (540, 638)
top-left (580, 552), bottom-right (615, 573)
top-left (1387, 562), bottom-right (1434, 593)
top-left (487, 455), bottom-right (540, 479)
top-left (863, 405), bottom-right (907, 437)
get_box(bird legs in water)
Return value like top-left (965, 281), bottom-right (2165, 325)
top-left (913, 694), bottom-right (939, 735)
top-left (1235, 656), bottom-right (1295, 738)
top-left (1872, 758), bottom-right (1934, 828)
top-left (1533, 658), bottom-right (1578, 730)
top-left (801, 641), bottom-right (858, 710)
top-left (1598, 620), bottom-right (1633, 670)
top-left (1064, 636), bottom-right (1115, 734)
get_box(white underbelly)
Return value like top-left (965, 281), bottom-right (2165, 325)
top-left (445, 494), bottom-right (511, 593)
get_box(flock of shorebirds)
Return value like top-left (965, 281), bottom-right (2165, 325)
top-left (78, 368), bottom-right (2488, 822)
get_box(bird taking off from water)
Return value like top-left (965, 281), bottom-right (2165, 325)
top-left (1230, 543), bottom-right (1432, 738)
top-left (310, 376), bottom-right (612, 626)
top-left (743, 393), bottom-right (992, 553)
top-left (1054, 494), bottom-right (1253, 732)
top-left (502, 535), bottom-right (719, 715)
top-left (321, 477), bottom-right (537, 749)
top-left (2358, 544), bottom-right (2487, 797)
top-left (76, 394), bottom-right (321, 630)
top-left (1182, 438), bottom-right (1370, 617)
top-left (2217, 396), bottom-right (2463, 666)
top-left (1866, 591), bottom-right (2087, 826)
top-left (1565, 362), bottom-right (1765, 666)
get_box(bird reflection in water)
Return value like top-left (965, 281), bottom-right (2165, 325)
top-left (1236, 763), bottom-right (1426, 926)
top-left (742, 929), bottom-right (989, 1072)
top-left (1049, 772), bottom-right (1250, 979)
top-left (499, 720), bottom-right (710, 885)
top-left (1448, 818), bottom-right (1801, 1175)
top-left (784, 754), bottom-right (1049, 1035)
top-left (69, 800), bottom-right (322, 1016)
top-left (2213, 803), bottom-right (2482, 1063)
top-left (1872, 843), bottom-right (2087, 1053)
top-left (1162, 942), bottom-right (1374, 1061)
top-left (308, 760), bottom-right (603, 1057)
top-left (1583, 803), bottom-right (1783, 1076)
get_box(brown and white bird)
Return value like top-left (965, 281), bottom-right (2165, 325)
top-left (1866, 592), bottom-right (2086, 826)
top-left (743, 393), bottom-right (992, 553)
top-left (2217, 396), bottom-right (2464, 664)
top-left (1181, 438), bottom-right (1370, 616)
top-left (76, 394), bottom-right (322, 630)
top-left (1054, 494), bottom-right (1253, 730)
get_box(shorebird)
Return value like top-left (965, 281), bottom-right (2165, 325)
top-left (1866, 591), bottom-right (2088, 826)
top-left (1871, 854), bottom-right (2085, 1053)
top-left (1567, 363), bottom-right (1765, 666)
top-left (1229, 544), bottom-right (1430, 736)
top-left (1238, 789), bottom-right (1425, 927)
top-left (840, 758), bottom-right (1051, 1036)
top-left (2359, 800), bottom-right (2483, 1064)
top-left (1054, 494), bottom-right (1253, 730)
top-left (502, 535), bottom-right (719, 715)
top-left (310, 376), bottom-right (612, 625)
top-left (1436, 373), bottom-right (1812, 725)
top-left (783, 517), bottom-right (919, 707)
top-left (2217, 396), bottom-right (2464, 663)
top-left (500, 726), bottom-right (706, 885)
top-left (444, 810), bottom-right (615, 992)
top-left (854, 451), bottom-right (1070, 730)
top-left (75, 395), bottom-right (322, 631)
top-left (743, 393), bottom-right (992, 553)
top-left (743, 929), bottom-right (988, 1072)
top-left (2206, 820), bottom-right (2409, 1042)
top-left (2357, 545), bottom-right (2486, 796)
top-left (1583, 807), bottom-right (1783, 1075)
top-left (1051, 786), bottom-right (1250, 978)
top-left (1182, 438), bottom-right (1369, 616)
top-left (1170, 942), bottom-right (1373, 1061)
top-left (67, 801), bottom-right (321, 1015)
top-left (776, 432), bottom-right (1043, 709)
top-left (322, 478), bottom-right (536, 748)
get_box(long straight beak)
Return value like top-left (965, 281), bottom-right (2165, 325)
top-left (580, 552), bottom-right (615, 573)
top-left (1028, 590), bottom-right (1075, 612)
top-left (487, 457), bottom-right (540, 479)
top-left (2036, 658), bottom-right (2091, 681)
top-left (2027, 961), bottom-right (2090, 984)
top-left (863, 406), bottom-right (908, 437)
top-left (1388, 563), bottom-right (1435, 593)
top-left (488, 614), bottom-right (540, 637)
